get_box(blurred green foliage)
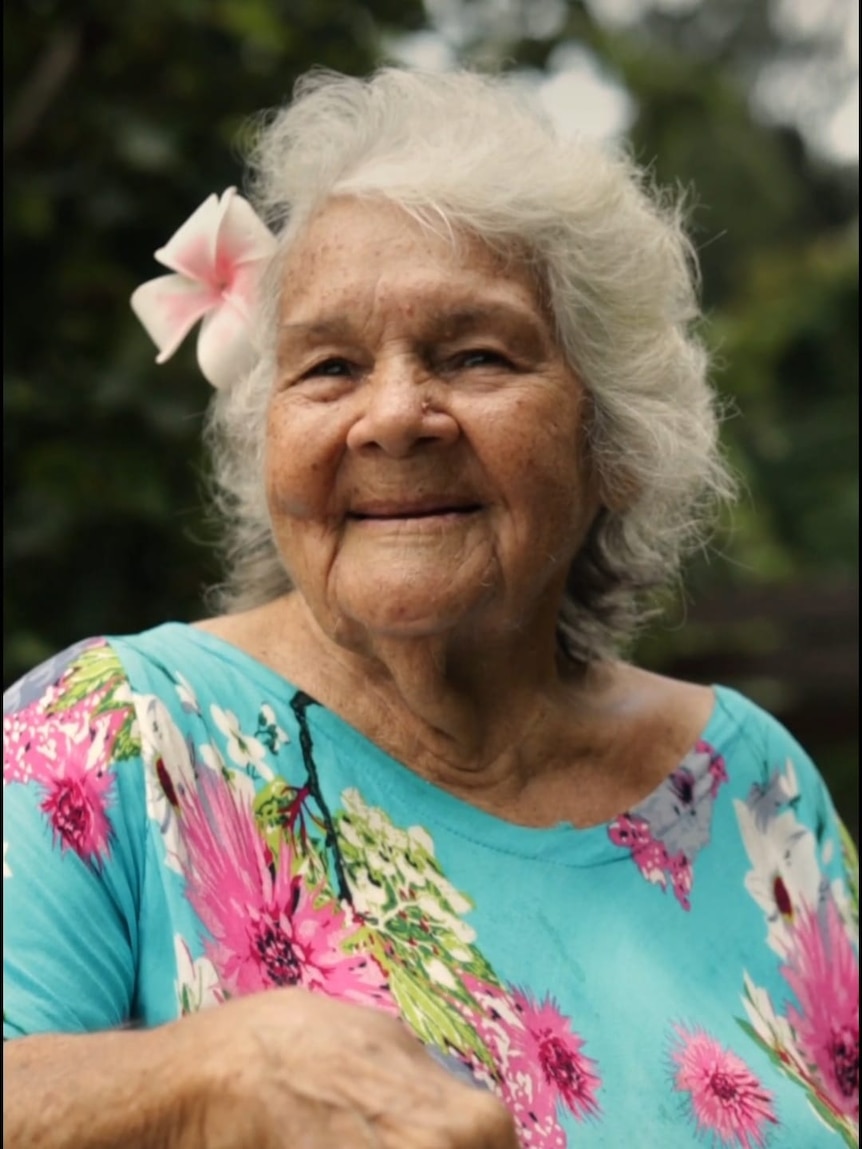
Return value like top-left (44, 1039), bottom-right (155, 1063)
top-left (4, 0), bottom-right (857, 832)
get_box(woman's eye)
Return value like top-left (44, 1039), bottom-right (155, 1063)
top-left (305, 357), bottom-right (353, 378)
top-left (455, 349), bottom-right (513, 370)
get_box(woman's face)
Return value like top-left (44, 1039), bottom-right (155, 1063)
top-left (266, 197), bottom-right (599, 646)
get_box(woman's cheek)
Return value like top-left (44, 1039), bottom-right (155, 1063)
top-left (265, 405), bottom-right (342, 518)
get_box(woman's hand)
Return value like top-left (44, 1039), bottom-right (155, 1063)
top-left (177, 988), bottom-right (519, 1149)
top-left (5, 990), bottom-right (518, 1149)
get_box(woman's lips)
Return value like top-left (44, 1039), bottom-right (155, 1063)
top-left (348, 501), bottom-right (482, 520)
top-left (351, 503), bottom-right (487, 521)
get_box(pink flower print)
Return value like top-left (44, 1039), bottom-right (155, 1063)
top-left (698, 741), bottom-right (729, 799)
top-left (609, 815), bottom-right (698, 910)
top-left (608, 813), bottom-right (652, 850)
top-left (459, 977), bottom-right (600, 1148)
top-left (510, 988), bottom-right (602, 1123)
top-left (782, 899), bottom-right (859, 1121)
top-left (40, 765), bottom-right (114, 862)
top-left (179, 768), bottom-right (395, 1013)
top-left (671, 1026), bottom-right (778, 1147)
top-left (670, 852), bottom-right (694, 911)
top-left (611, 741), bottom-right (727, 909)
top-left (671, 1026), bottom-right (778, 1148)
top-left (632, 837), bottom-right (671, 887)
top-left (5, 698), bottom-right (118, 863)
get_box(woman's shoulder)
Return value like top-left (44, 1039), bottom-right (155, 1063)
top-left (641, 671), bottom-right (841, 835)
top-left (614, 663), bottom-right (816, 764)
top-left (2, 622), bottom-right (267, 738)
top-left (611, 663), bottom-right (830, 806)
top-left (3, 636), bottom-right (113, 718)
top-left (3, 625), bottom-right (205, 706)
top-left (707, 681), bottom-right (818, 775)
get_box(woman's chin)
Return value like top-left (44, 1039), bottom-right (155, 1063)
top-left (328, 570), bottom-right (496, 642)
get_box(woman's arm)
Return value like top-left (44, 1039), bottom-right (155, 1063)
top-left (4, 990), bottom-right (519, 1149)
top-left (4, 1026), bottom-right (202, 1149)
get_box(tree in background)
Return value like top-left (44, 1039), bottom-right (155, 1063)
top-left (4, 0), bottom-right (857, 832)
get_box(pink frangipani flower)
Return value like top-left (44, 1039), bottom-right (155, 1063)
top-left (782, 899), bottom-right (859, 1121)
top-left (130, 188), bottom-right (277, 389)
top-left (671, 1025), bottom-right (778, 1148)
top-left (179, 767), bottom-right (395, 1013)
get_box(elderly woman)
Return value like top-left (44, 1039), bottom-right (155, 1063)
top-left (4, 69), bottom-right (858, 1149)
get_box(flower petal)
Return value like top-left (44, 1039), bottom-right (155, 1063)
top-left (196, 301), bottom-right (257, 389)
top-left (153, 193), bottom-right (224, 281)
top-left (224, 262), bottom-right (269, 324)
top-left (214, 188), bottom-right (278, 268)
top-left (130, 274), bottom-right (218, 363)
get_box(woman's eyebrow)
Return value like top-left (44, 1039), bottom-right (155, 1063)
top-left (278, 303), bottom-right (550, 352)
top-left (428, 304), bottom-right (550, 353)
top-left (278, 317), bottom-right (355, 345)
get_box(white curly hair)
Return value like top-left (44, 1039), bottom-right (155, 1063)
top-left (204, 67), bottom-right (735, 663)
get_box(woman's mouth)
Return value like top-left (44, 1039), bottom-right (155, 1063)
top-left (347, 501), bottom-right (483, 523)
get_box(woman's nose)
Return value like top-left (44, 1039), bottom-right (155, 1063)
top-left (345, 361), bottom-right (459, 457)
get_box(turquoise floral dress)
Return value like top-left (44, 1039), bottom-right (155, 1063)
top-left (3, 623), bottom-right (859, 1147)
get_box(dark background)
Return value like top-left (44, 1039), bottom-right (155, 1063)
top-left (4, 0), bottom-right (858, 836)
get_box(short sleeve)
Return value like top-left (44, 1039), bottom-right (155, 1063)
top-left (3, 639), bottom-right (147, 1039)
top-left (758, 702), bottom-right (859, 926)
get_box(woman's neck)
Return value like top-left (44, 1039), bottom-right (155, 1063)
top-left (195, 593), bottom-right (715, 828)
top-left (199, 591), bottom-right (607, 799)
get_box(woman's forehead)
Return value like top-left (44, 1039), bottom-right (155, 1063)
top-left (278, 197), bottom-right (546, 327)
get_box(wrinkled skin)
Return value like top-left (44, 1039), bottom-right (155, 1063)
top-left (4, 990), bottom-right (519, 1149)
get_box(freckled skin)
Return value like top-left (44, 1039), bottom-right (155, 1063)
top-left (266, 197), bottom-right (599, 648)
top-left (205, 197), bottom-right (714, 826)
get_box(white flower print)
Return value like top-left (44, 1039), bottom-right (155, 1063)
top-left (197, 741), bottom-right (226, 776)
top-left (734, 800), bottom-right (825, 957)
top-left (174, 935), bottom-right (223, 1014)
top-left (349, 864), bottom-right (390, 916)
top-left (741, 972), bottom-right (797, 1054)
top-left (137, 694), bottom-right (197, 873)
top-left (174, 672), bottom-right (200, 715)
top-left (338, 788), bottom-right (479, 944)
top-left (210, 705), bottom-right (272, 779)
top-left (745, 758), bottom-right (800, 831)
top-left (831, 877), bottom-right (857, 944)
top-left (257, 704), bottom-right (289, 753)
top-left (426, 957), bottom-right (458, 989)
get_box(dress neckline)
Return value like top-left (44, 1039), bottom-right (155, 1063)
top-left (128, 621), bottom-right (741, 868)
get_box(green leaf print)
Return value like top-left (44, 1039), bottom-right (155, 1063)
top-left (46, 644), bottom-right (140, 761)
top-left (838, 819), bottom-right (859, 929)
top-left (333, 790), bottom-right (505, 1068)
top-left (254, 778), bottom-right (295, 840)
top-left (47, 644), bottom-right (123, 712)
top-left (385, 959), bottom-right (495, 1068)
top-left (110, 720), bottom-right (141, 762)
top-left (337, 795), bottom-right (495, 974)
top-left (804, 1095), bottom-right (858, 1149)
top-left (254, 778), bottom-right (330, 886)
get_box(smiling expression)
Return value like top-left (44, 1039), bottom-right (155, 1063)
top-left (265, 197), bottom-right (599, 647)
